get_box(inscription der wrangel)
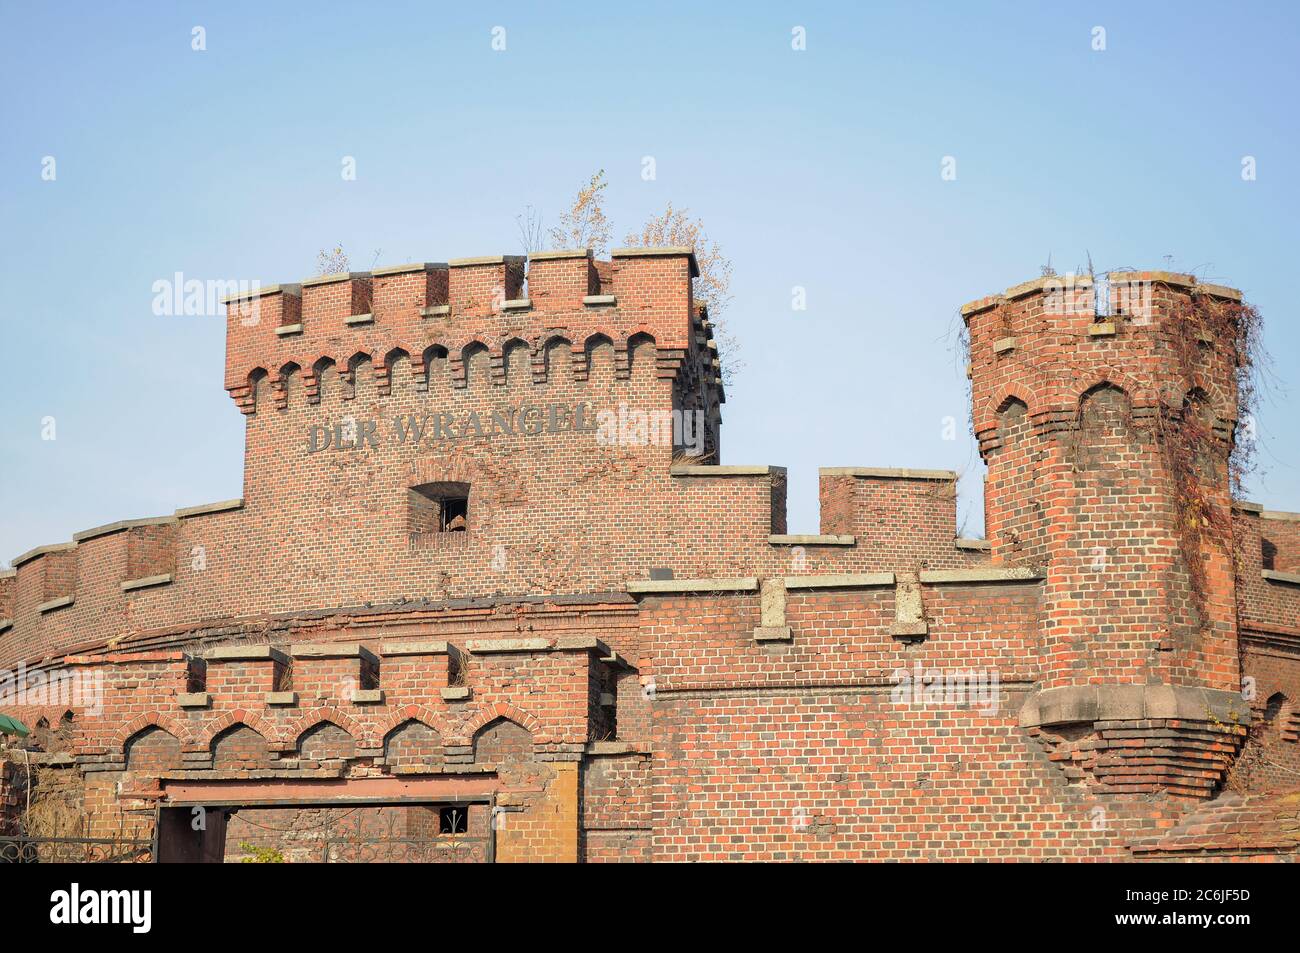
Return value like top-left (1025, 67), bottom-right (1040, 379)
top-left (307, 402), bottom-right (706, 453)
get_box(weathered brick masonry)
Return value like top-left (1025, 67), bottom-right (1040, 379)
top-left (2, 253), bottom-right (1298, 861)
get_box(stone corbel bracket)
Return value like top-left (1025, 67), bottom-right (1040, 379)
top-left (890, 566), bottom-right (1044, 643)
top-left (1020, 684), bottom-right (1250, 799)
top-left (754, 577), bottom-right (791, 642)
top-left (889, 572), bottom-right (926, 642)
top-left (1020, 684), bottom-right (1250, 729)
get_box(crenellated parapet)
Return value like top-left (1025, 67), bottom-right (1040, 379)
top-left (964, 272), bottom-right (1243, 454)
top-left (49, 635), bottom-right (615, 769)
top-left (222, 248), bottom-right (717, 417)
top-left (1, 500), bottom-right (242, 664)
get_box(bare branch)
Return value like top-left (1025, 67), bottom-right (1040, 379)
top-left (549, 170), bottom-right (611, 256)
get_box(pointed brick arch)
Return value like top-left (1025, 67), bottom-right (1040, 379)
top-left (375, 704), bottom-right (447, 748)
top-left (199, 709), bottom-right (281, 752)
top-left (381, 707), bottom-right (448, 770)
top-left (976, 381), bottom-right (1043, 436)
top-left (625, 331), bottom-right (658, 379)
top-left (533, 334), bottom-right (572, 384)
top-left (122, 724), bottom-right (184, 772)
top-left (500, 337), bottom-right (531, 386)
top-left (1167, 374), bottom-right (1237, 425)
top-left (580, 332), bottom-right (617, 382)
top-left (113, 711), bottom-right (195, 751)
top-left (1068, 366), bottom-right (1155, 411)
top-left (461, 701), bottom-right (541, 745)
top-left (286, 706), bottom-right (364, 746)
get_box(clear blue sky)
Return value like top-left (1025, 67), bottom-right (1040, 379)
top-left (2, 1), bottom-right (1297, 562)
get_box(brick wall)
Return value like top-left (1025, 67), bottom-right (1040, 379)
top-left (581, 747), bottom-right (651, 862)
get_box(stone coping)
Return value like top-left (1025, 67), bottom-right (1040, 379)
top-left (204, 645), bottom-right (290, 664)
top-left (528, 249), bottom-right (591, 261)
top-left (1262, 569), bottom-right (1300, 586)
top-left (288, 642), bottom-right (378, 662)
top-left (919, 567), bottom-right (1043, 584)
top-left (74, 515), bottom-right (179, 543)
top-left (960, 272), bottom-right (1243, 317)
top-left (768, 534), bottom-right (856, 546)
top-left (175, 498), bottom-right (244, 519)
top-left (611, 245), bottom-right (693, 256)
top-left (37, 595), bottom-right (74, 614)
top-left (120, 574), bottom-right (173, 593)
top-left (960, 295), bottom-right (1005, 318)
top-left (585, 741), bottom-right (651, 756)
top-left (554, 636), bottom-right (612, 653)
top-left (462, 636), bottom-right (611, 655)
top-left (1005, 274), bottom-right (1093, 299)
top-left (370, 262), bottom-right (447, 276)
top-left (12, 499), bottom-right (242, 566)
top-left (783, 573), bottom-right (895, 590)
top-left (12, 542), bottom-right (76, 568)
top-left (0, 619), bottom-right (12, 634)
top-left (610, 246), bottom-right (700, 277)
top-left (1108, 270), bottom-right (1195, 288)
top-left (818, 466), bottom-right (956, 481)
top-left (669, 465), bottom-right (783, 477)
top-left (1260, 509), bottom-right (1300, 522)
top-left (301, 271), bottom-right (371, 287)
top-left (1194, 282), bottom-right (1243, 301)
top-left (447, 255), bottom-right (526, 267)
top-left (379, 639), bottom-right (451, 657)
top-left (1019, 684), bottom-right (1249, 729)
top-left (627, 577), bottom-right (758, 594)
top-left (1233, 500), bottom-right (1264, 513)
top-left (220, 283), bottom-right (301, 304)
top-left (465, 637), bottom-right (551, 653)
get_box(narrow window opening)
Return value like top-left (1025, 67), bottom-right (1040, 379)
top-left (440, 495), bottom-right (468, 532)
top-left (408, 481), bottom-right (470, 536)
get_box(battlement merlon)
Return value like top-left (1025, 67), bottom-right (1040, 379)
top-left (222, 248), bottom-right (703, 413)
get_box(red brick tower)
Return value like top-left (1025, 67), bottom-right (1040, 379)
top-left (963, 271), bottom-right (1252, 798)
